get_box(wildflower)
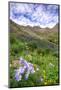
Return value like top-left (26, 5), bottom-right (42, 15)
top-left (36, 76), bottom-right (43, 83)
top-left (25, 70), bottom-right (30, 80)
top-left (20, 57), bottom-right (29, 68)
top-left (49, 63), bottom-right (54, 67)
top-left (49, 79), bottom-right (52, 83)
top-left (23, 65), bottom-right (27, 69)
top-left (10, 64), bottom-right (12, 67)
top-left (28, 63), bottom-right (35, 74)
top-left (15, 57), bottom-right (38, 81)
top-left (15, 74), bottom-right (22, 81)
top-left (30, 66), bottom-right (35, 74)
top-left (19, 57), bottom-right (24, 64)
top-left (44, 75), bottom-right (46, 79)
top-left (44, 82), bottom-right (47, 85)
top-left (36, 67), bottom-right (39, 71)
top-left (20, 57), bottom-right (23, 61)
top-left (19, 67), bottom-right (25, 75)
top-left (40, 77), bottom-right (44, 82)
top-left (15, 70), bottom-right (22, 81)
top-left (27, 54), bottom-right (32, 61)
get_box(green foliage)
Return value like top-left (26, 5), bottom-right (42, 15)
top-left (9, 35), bottom-right (59, 87)
top-left (9, 21), bottom-right (59, 87)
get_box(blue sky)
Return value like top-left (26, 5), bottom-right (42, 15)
top-left (10, 3), bottom-right (59, 28)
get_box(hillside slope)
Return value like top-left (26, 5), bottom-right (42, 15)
top-left (9, 20), bottom-right (58, 52)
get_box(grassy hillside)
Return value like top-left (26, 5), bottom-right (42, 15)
top-left (10, 20), bottom-right (58, 44)
top-left (9, 20), bottom-right (59, 88)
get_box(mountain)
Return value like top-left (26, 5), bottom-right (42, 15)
top-left (10, 20), bottom-right (58, 39)
top-left (9, 19), bottom-right (58, 52)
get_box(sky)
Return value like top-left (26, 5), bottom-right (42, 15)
top-left (10, 3), bottom-right (59, 28)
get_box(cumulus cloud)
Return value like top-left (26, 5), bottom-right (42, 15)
top-left (10, 3), bottom-right (59, 28)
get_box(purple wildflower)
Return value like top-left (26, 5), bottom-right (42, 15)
top-left (20, 57), bottom-right (29, 68)
top-left (19, 67), bottom-right (25, 75)
top-left (15, 57), bottom-right (38, 81)
top-left (15, 70), bottom-right (22, 81)
top-left (25, 70), bottom-right (30, 80)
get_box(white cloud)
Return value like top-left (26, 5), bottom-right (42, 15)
top-left (10, 3), bottom-right (59, 28)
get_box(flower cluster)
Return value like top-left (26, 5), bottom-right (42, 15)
top-left (15, 57), bottom-right (36, 81)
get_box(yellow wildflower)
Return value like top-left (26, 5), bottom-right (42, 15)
top-left (44, 75), bottom-right (46, 79)
top-left (44, 82), bottom-right (47, 85)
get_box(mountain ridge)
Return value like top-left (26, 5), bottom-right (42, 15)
top-left (9, 19), bottom-right (58, 42)
top-left (9, 19), bottom-right (58, 30)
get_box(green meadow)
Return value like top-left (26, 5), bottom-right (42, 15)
top-left (9, 20), bottom-right (59, 88)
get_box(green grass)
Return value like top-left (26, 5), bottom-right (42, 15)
top-left (9, 20), bottom-right (59, 88)
top-left (9, 36), bottom-right (59, 88)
